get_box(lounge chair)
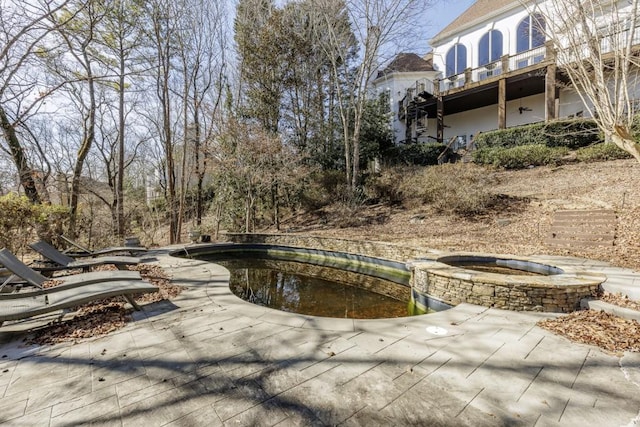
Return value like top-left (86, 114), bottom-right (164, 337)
top-left (0, 248), bottom-right (141, 289)
top-left (0, 279), bottom-right (158, 326)
top-left (29, 240), bottom-right (142, 272)
top-left (59, 235), bottom-right (147, 257)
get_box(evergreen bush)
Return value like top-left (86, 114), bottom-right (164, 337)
top-left (474, 119), bottom-right (601, 150)
top-left (0, 193), bottom-right (68, 253)
top-left (385, 142), bottom-right (445, 166)
top-left (473, 144), bottom-right (569, 169)
top-left (576, 143), bottom-right (633, 162)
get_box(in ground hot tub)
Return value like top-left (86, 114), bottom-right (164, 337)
top-left (409, 254), bottom-right (605, 312)
top-left (438, 255), bottom-right (564, 276)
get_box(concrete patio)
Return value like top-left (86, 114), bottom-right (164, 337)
top-left (0, 249), bottom-right (639, 426)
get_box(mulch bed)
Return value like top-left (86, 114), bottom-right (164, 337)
top-left (25, 264), bottom-right (181, 346)
top-left (537, 291), bottom-right (640, 354)
top-left (598, 291), bottom-right (640, 311)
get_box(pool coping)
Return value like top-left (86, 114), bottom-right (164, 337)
top-left (175, 242), bottom-right (612, 314)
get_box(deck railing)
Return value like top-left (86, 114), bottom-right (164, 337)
top-left (401, 44), bottom-right (553, 103)
top-left (508, 45), bottom-right (546, 71)
top-left (398, 24), bottom-right (640, 117)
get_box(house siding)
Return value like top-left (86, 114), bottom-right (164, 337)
top-left (432, 8), bottom-right (532, 76)
top-left (372, 70), bottom-right (439, 144)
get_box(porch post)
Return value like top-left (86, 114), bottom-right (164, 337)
top-left (498, 78), bottom-right (506, 129)
top-left (501, 54), bottom-right (509, 74)
top-left (545, 63), bottom-right (558, 121)
top-left (545, 41), bottom-right (559, 122)
top-left (437, 96), bottom-right (444, 143)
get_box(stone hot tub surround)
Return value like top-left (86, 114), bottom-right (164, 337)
top-left (409, 254), bottom-right (606, 313)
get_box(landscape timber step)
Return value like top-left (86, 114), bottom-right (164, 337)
top-left (546, 233), bottom-right (616, 241)
top-left (545, 209), bottom-right (617, 249)
top-left (553, 209), bottom-right (616, 217)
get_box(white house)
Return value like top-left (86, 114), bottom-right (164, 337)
top-left (386, 0), bottom-right (639, 148)
top-left (370, 53), bottom-right (439, 144)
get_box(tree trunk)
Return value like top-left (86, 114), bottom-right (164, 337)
top-left (194, 108), bottom-right (204, 226)
top-left (177, 68), bottom-right (189, 241)
top-left (116, 52), bottom-right (126, 237)
top-left (68, 104), bottom-right (94, 239)
top-left (0, 106), bottom-right (41, 204)
top-left (351, 133), bottom-right (360, 189)
top-left (611, 126), bottom-right (640, 162)
top-left (68, 54), bottom-right (96, 239)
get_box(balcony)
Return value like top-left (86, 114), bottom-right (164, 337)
top-left (398, 45), bottom-right (552, 120)
top-left (438, 44), bottom-right (552, 96)
top-left (401, 21), bottom-right (640, 106)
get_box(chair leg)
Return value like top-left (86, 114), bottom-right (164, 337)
top-left (125, 295), bottom-right (142, 311)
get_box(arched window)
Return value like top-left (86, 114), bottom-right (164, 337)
top-left (478, 30), bottom-right (503, 66)
top-left (517, 14), bottom-right (545, 52)
top-left (445, 43), bottom-right (467, 76)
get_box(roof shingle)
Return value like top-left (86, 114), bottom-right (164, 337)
top-left (376, 53), bottom-right (434, 79)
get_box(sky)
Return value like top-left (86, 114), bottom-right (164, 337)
top-left (424, 0), bottom-right (476, 51)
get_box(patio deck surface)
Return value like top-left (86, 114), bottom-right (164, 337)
top-left (0, 248), bottom-right (639, 426)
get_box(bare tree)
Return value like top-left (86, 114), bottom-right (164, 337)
top-left (0, 0), bottom-right (77, 203)
top-left (96, 0), bottom-right (146, 236)
top-left (145, 0), bottom-right (183, 243)
top-left (308, 0), bottom-right (429, 189)
top-left (47, 0), bottom-right (108, 237)
top-left (175, 0), bottom-right (229, 234)
top-left (533, 0), bottom-right (640, 161)
top-left (210, 117), bottom-right (309, 232)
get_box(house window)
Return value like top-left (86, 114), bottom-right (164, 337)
top-left (517, 14), bottom-right (545, 53)
top-left (478, 30), bottom-right (503, 66)
top-left (446, 43), bottom-right (467, 77)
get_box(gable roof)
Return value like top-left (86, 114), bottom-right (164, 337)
top-left (375, 53), bottom-right (434, 79)
top-left (430, 0), bottom-right (520, 45)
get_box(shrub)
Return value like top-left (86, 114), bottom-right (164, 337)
top-left (576, 143), bottom-right (633, 162)
top-left (364, 167), bottom-right (406, 204)
top-left (400, 163), bottom-right (497, 216)
top-left (474, 119), bottom-right (601, 150)
top-left (543, 120), bottom-right (602, 148)
top-left (0, 193), bottom-right (68, 253)
top-left (475, 125), bottom-right (546, 149)
top-left (298, 170), bottom-right (349, 211)
top-left (473, 144), bottom-right (569, 169)
top-left (385, 142), bottom-right (446, 166)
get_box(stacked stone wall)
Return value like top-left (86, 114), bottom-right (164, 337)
top-left (221, 233), bottom-right (431, 262)
top-left (411, 265), bottom-right (602, 313)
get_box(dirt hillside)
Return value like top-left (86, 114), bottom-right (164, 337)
top-left (278, 159), bottom-right (640, 270)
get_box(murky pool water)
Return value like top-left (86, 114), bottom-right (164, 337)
top-left (200, 255), bottom-right (419, 319)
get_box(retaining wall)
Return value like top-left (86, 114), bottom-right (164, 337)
top-left (220, 233), bottom-right (434, 262)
